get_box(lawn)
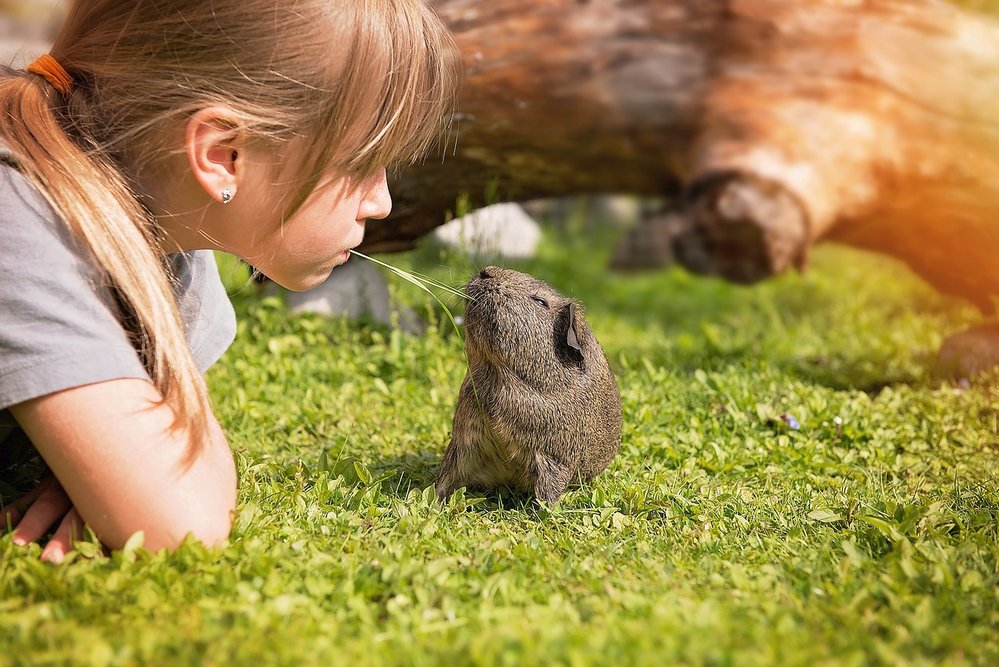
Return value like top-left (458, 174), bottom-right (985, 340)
top-left (1, 215), bottom-right (997, 666)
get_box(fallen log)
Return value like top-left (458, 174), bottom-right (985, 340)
top-left (366, 0), bottom-right (999, 314)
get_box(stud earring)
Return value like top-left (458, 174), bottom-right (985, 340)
top-left (221, 187), bottom-right (234, 204)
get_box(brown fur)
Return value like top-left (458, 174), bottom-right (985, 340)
top-left (435, 266), bottom-right (622, 505)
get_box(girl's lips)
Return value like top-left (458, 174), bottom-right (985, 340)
top-left (325, 250), bottom-right (350, 271)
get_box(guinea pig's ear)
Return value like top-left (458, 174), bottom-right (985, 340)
top-left (566, 303), bottom-right (582, 353)
top-left (565, 303), bottom-right (584, 362)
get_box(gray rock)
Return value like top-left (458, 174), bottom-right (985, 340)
top-left (935, 322), bottom-right (999, 380)
top-left (610, 209), bottom-right (691, 272)
top-left (283, 259), bottom-right (424, 334)
top-left (433, 203), bottom-right (541, 259)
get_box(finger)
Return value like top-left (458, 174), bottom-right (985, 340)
top-left (41, 507), bottom-right (84, 565)
top-left (11, 481), bottom-right (71, 546)
top-left (1, 476), bottom-right (55, 531)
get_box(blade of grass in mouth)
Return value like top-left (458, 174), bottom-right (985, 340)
top-left (348, 250), bottom-right (473, 301)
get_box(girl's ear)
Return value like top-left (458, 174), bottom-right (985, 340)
top-left (185, 107), bottom-right (244, 204)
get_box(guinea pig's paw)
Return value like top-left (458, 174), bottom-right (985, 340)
top-left (532, 479), bottom-right (570, 509)
top-left (532, 456), bottom-right (574, 507)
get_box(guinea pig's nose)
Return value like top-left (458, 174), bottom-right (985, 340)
top-left (478, 268), bottom-right (492, 279)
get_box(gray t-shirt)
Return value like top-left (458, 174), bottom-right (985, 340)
top-left (0, 158), bottom-right (237, 449)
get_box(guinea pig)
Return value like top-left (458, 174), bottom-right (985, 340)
top-left (434, 266), bottom-right (622, 505)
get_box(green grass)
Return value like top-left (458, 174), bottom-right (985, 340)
top-left (2, 217), bottom-right (998, 666)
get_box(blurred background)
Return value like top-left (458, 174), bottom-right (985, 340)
top-left (0, 0), bottom-right (60, 67)
top-left (4, 0), bottom-right (998, 378)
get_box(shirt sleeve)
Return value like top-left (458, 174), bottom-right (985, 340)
top-left (0, 166), bottom-right (149, 411)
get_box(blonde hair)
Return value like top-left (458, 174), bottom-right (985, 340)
top-left (0, 0), bottom-right (462, 457)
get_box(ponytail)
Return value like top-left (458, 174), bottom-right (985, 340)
top-left (0, 68), bottom-right (212, 459)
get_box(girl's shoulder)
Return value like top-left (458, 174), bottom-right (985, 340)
top-left (0, 149), bottom-right (236, 415)
top-left (0, 143), bottom-right (86, 262)
top-left (0, 152), bottom-right (150, 412)
top-left (0, 148), bottom-right (89, 270)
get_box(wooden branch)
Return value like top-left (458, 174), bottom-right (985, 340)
top-left (364, 0), bottom-right (999, 312)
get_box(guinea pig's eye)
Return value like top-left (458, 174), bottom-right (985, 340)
top-left (531, 295), bottom-right (549, 309)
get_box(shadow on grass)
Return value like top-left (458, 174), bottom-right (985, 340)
top-left (783, 351), bottom-right (936, 394)
top-left (369, 449), bottom-right (548, 513)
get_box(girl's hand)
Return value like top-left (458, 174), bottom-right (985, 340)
top-left (1, 475), bottom-right (84, 564)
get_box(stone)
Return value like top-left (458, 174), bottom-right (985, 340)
top-left (283, 258), bottom-right (424, 334)
top-left (433, 203), bottom-right (541, 259)
top-left (610, 209), bottom-right (691, 272)
top-left (935, 323), bottom-right (999, 381)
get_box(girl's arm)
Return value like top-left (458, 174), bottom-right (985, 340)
top-left (8, 377), bottom-right (236, 552)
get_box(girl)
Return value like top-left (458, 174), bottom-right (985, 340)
top-left (0, 0), bottom-right (461, 563)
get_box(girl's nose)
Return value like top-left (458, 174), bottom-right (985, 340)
top-left (358, 169), bottom-right (392, 221)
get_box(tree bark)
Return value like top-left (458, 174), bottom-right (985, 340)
top-left (364, 0), bottom-right (999, 312)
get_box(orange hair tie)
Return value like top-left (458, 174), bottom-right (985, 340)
top-left (26, 54), bottom-right (74, 96)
